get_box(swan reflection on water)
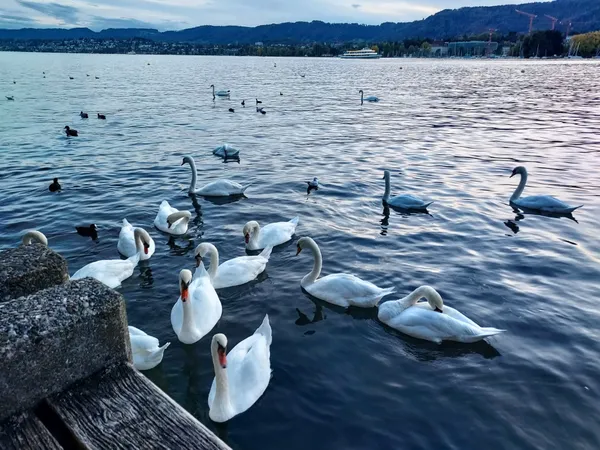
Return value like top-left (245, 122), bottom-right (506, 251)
top-left (167, 236), bottom-right (195, 256)
top-left (297, 291), bottom-right (379, 324)
top-left (380, 204), bottom-right (432, 236)
top-left (509, 205), bottom-right (579, 223)
top-left (137, 264), bottom-right (154, 288)
top-left (188, 193), bottom-right (203, 227)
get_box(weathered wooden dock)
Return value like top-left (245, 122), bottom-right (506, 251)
top-left (0, 243), bottom-right (230, 449)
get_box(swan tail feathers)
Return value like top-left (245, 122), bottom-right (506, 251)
top-left (423, 201), bottom-right (434, 208)
top-left (568, 205), bottom-right (583, 213)
top-left (259, 246), bottom-right (273, 261)
top-left (122, 218), bottom-right (131, 227)
top-left (289, 216), bottom-right (300, 226)
top-left (241, 183), bottom-right (252, 194)
top-left (380, 287), bottom-right (396, 297)
top-left (155, 341), bottom-right (171, 356)
top-left (476, 327), bottom-right (505, 339)
top-left (127, 252), bottom-right (141, 266)
top-left (256, 314), bottom-right (272, 346)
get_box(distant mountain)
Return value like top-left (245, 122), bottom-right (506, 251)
top-left (0, 0), bottom-right (598, 44)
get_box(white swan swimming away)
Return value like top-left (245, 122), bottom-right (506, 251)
top-left (195, 243), bottom-right (272, 289)
top-left (128, 326), bottom-right (170, 371)
top-left (383, 170), bottom-right (433, 210)
top-left (118, 219), bottom-right (155, 260)
top-left (22, 230), bottom-right (48, 246)
top-left (359, 89), bottom-right (379, 105)
top-left (171, 268), bottom-right (222, 345)
top-left (244, 216), bottom-right (299, 250)
top-left (71, 228), bottom-right (151, 289)
top-left (296, 237), bottom-right (395, 308)
top-left (154, 201), bottom-right (191, 236)
top-left (182, 155), bottom-right (250, 197)
top-left (378, 285), bottom-right (505, 344)
top-left (208, 315), bottom-right (272, 423)
top-left (213, 144), bottom-right (240, 159)
top-left (211, 84), bottom-right (230, 97)
top-left (509, 166), bottom-right (583, 214)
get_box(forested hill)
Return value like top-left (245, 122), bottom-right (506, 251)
top-left (0, 0), bottom-right (598, 43)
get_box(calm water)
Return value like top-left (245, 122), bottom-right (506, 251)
top-left (1, 53), bottom-right (600, 450)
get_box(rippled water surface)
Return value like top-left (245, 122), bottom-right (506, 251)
top-left (2, 53), bottom-right (600, 450)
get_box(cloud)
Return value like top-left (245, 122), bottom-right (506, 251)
top-left (351, 4), bottom-right (360, 8)
top-left (15, 0), bottom-right (79, 24)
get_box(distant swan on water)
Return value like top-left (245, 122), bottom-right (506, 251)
top-left (211, 85), bottom-right (230, 97)
top-left (382, 170), bottom-right (432, 211)
top-left (182, 155), bottom-right (249, 197)
top-left (359, 90), bottom-right (379, 105)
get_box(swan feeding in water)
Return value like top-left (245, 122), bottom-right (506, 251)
top-left (382, 170), bottom-right (432, 210)
top-left (378, 285), bottom-right (505, 344)
top-left (213, 144), bottom-right (240, 159)
top-left (509, 166), bottom-right (582, 214)
top-left (128, 326), bottom-right (170, 371)
top-left (208, 315), bottom-right (272, 422)
top-left (118, 219), bottom-right (155, 260)
top-left (295, 236), bottom-right (395, 308)
top-left (243, 217), bottom-right (299, 250)
top-left (182, 155), bottom-right (249, 197)
top-left (359, 90), bottom-right (379, 105)
top-left (154, 201), bottom-right (191, 236)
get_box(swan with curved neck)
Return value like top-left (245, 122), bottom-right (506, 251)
top-left (208, 315), bottom-right (272, 422)
top-left (210, 84), bottom-right (230, 97)
top-left (118, 219), bottom-right (155, 260)
top-left (243, 216), bottom-right (299, 251)
top-left (195, 243), bottom-right (272, 289)
top-left (154, 201), bottom-right (191, 235)
top-left (378, 285), bottom-right (505, 344)
top-left (22, 230), bottom-right (48, 246)
top-left (509, 166), bottom-right (582, 213)
top-left (181, 155), bottom-right (250, 197)
top-left (71, 228), bottom-right (150, 289)
top-left (382, 170), bottom-right (432, 210)
top-left (295, 237), bottom-right (395, 308)
top-left (171, 266), bottom-right (222, 344)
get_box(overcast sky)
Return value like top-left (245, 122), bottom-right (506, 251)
top-left (0, 0), bottom-right (551, 30)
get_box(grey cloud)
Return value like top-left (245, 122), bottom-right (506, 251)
top-left (15, 0), bottom-right (79, 24)
top-left (0, 11), bottom-right (38, 28)
top-left (351, 4), bottom-right (361, 8)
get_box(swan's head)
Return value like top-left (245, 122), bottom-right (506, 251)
top-left (420, 286), bottom-right (444, 313)
top-left (53, 177), bottom-right (59, 183)
top-left (359, 90), bottom-right (364, 94)
top-left (22, 230), bottom-right (48, 246)
top-left (179, 269), bottom-right (192, 302)
top-left (295, 236), bottom-right (314, 256)
top-left (89, 223), bottom-right (97, 231)
top-left (194, 243), bottom-right (212, 267)
top-left (212, 334), bottom-right (228, 368)
top-left (181, 155), bottom-right (194, 167)
top-left (64, 126), bottom-right (70, 130)
top-left (166, 211), bottom-right (191, 229)
top-left (133, 228), bottom-right (152, 254)
top-left (243, 221), bottom-right (259, 244)
top-left (210, 84), bottom-right (214, 88)
top-left (510, 166), bottom-right (527, 178)
top-left (382, 170), bottom-right (390, 180)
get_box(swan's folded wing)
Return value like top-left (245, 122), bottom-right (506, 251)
top-left (517, 195), bottom-right (572, 210)
top-left (310, 274), bottom-right (384, 306)
top-left (71, 259), bottom-right (134, 288)
top-left (394, 308), bottom-right (483, 341)
top-left (130, 334), bottom-right (160, 354)
top-left (389, 194), bottom-right (428, 208)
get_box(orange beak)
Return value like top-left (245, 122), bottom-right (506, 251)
top-left (181, 288), bottom-right (189, 301)
top-left (296, 245), bottom-right (302, 256)
top-left (218, 349), bottom-right (227, 368)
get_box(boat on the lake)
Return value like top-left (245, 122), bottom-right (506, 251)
top-left (339, 48), bottom-right (381, 59)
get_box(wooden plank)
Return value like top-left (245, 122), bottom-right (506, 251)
top-left (48, 363), bottom-right (230, 450)
top-left (0, 411), bottom-right (62, 450)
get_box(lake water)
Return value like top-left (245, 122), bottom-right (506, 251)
top-left (1, 53), bottom-right (600, 450)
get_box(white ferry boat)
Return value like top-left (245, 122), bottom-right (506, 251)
top-left (339, 48), bottom-right (381, 59)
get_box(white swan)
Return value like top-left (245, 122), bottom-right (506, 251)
top-left (71, 228), bottom-right (151, 289)
top-left (244, 216), bottom-right (299, 250)
top-left (383, 170), bottom-right (433, 210)
top-left (195, 243), bottom-right (272, 289)
top-left (182, 155), bottom-right (250, 197)
top-left (208, 315), bottom-right (272, 423)
top-left (296, 237), bottom-right (395, 308)
top-left (154, 201), bottom-right (191, 235)
top-left (211, 84), bottom-right (230, 97)
top-left (213, 144), bottom-right (240, 159)
top-left (359, 89), bottom-right (379, 105)
top-left (128, 326), bottom-right (170, 371)
top-left (378, 285), bottom-right (505, 344)
top-left (171, 268), bottom-right (222, 345)
top-left (510, 166), bottom-right (583, 214)
top-left (22, 230), bottom-right (48, 246)
top-left (118, 219), bottom-right (155, 260)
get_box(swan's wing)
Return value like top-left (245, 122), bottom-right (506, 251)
top-left (130, 334), bottom-right (160, 354)
top-left (197, 179), bottom-right (243, 196)
top-left (516, 195), bottom-right (576, 212)
top-left (191, 276), bottom-right (222, 335)
top-left (388, 194), bottom-right (430, 209)
top-left (259, 222), bottom-right (296, 247)
top-left (128, 326), bottom-right (148, 337)
top-left (214, 257), bottom-right (267, 288)
top-left (155, 201), bottom-right (177, 228)
top-left (170, 298), bottom-right (183, 335)
top-left (307, 274), bottom-right (391, 307)
top-left (71, 259), bottom-right (135, 288)
top-left (117, 224), bottom-right (136, 257)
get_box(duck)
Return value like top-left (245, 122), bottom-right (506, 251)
top-left (64, 126), bottom-right (78, 136)
top-left (359, 90), bottom-right (379, 105)
top-left (280, 92), bottom-right (283, 96)
top-left (49, 177), bottom-right (61, 192)
top-left (95, 76), bottom-right (99, 79)
top-left (69, 76), bottom-right (74, 80)
top-left (241, 99), bottom-right (245, 107)
top-left (182, 155), bottom-right (250, 197)
top-left (509, 166), bottom-right (582, 214)
top-left (118, 219), bottom-right (155, 260)
top-left (212, 144), bottom-right (240, 159)
top-left (243, 216), bottom-right (299, 251)
top-left (154, 201), bottom-right (191, 236)
top-left (256, 107), bottom-right (264, 113)
top-left (6, 96), bottom-right (14, 101)
top-left (211, 85), bottom-right (230, 97)
top-left (76, 223), bottom-right (98, 239)
top-left (260, 109), bottom-right (266, 115)
top-left (307, 177), bottom-right (319, 189)
top-left (171, 268), bottom-right (222, 344)
top-left (22, 230), bottom-right (48, 246)
top-left (195, 243), bottom-right (272, 289)
top-left (71, 228), bottom-right (151, 289)
top-left (382, 170), bottom-right (432, 210)
top-left (97, 113), bottom-right (106, 120)
top-left (378, 286), bottom-right (505, 344)
top-left (256, 98), bottom-right (262, 104)
top-left (295, 237), bottom-right (395, 308)
top-left (80, 111), bottom-right (88, 118)
top-left (208, 315), bottom-right (272, 422)
top-left (128, 326), bottom-right (170, 371)
top-left (228, 108), bottom-right (235, 113)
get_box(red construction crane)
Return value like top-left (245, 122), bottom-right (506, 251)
top-left (545, 15), bottom-right (558, 30)
top-left (515, 9), bottom-right (537, 34)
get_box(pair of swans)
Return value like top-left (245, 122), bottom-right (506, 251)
top-left (183, 155), bottom-right (250, 197)
top-left (509, 166), bottom-right (583, 214)
top-left (243, 216), bottom-right (299, 250)
top-left (296, 237), bottom-right (503, 343)
top-left (359, 90), bottom-right (379, 105)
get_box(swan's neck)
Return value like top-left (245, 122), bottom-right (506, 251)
top-left (212, 349), bottom-right (232, 416)
top-left (181, 298), bottom-right (197, 337)
top-left (383, 174), bottom-right (391, 202)
top-left (511, 172), bottom-right (527, 202)
top-left (212, 85), bottom-right (215, 96)
top-left (188, 159), bottom-right (198, 193)
top-left (303, 241), bottom-right (322, 285)
top-left (360, 92), bottom-right (364, 105)
top-left (249, 224), bottom-right (261, 247)
top-left (207, 246), bottom-right (219, 281)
